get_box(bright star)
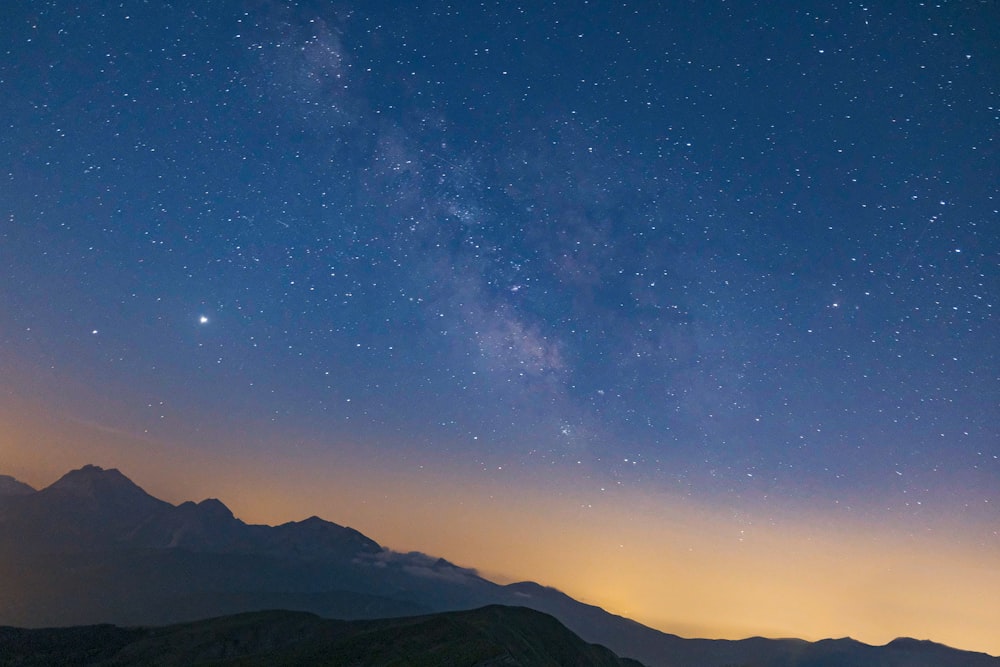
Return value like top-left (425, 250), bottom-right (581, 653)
top-left (199, 316), bottom-right (209, 324)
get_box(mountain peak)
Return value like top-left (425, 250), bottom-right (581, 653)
top-left (0, 474), bottom-right (35, 496)
top-left (49, 465), bottom-right (139, 493)
top-left (269, 515), bottom-right (383, 557)
top-left (195, 497), bottom-right (235, 520)
top-left (886, 637), bottom-right (951, 651)
top-left (175, 497), bottom-right (236, 520)
top-left (43, 465), bottom-right (168, 517)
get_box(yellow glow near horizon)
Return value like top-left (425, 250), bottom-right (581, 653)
top-left (2, 401), bottom-right (999, 657)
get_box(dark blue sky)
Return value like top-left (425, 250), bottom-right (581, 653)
top-left (2, 0), bottom-right (999, 646)
top-left (4, 0), bottom-right (998, 493)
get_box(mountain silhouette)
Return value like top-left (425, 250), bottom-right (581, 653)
top-left (0, 475), bottom-right (34, 496)
top-left (0, 606), bottom-right (645, 666)
top-left (1, 466), bottom-right (997, 667)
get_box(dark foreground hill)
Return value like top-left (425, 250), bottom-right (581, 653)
top-left (0, 605), bottom-right (644, 667)
top-left (1, 466), bottom-right (997, 667)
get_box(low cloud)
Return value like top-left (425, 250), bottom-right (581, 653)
top-left (356, 549), bottom-right (482, 585)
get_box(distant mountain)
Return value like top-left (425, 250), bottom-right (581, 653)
top-left (0, 475), bottom-right (34, 496)
top-left (0, 605), bottom-right (644, 666)
top-left (0, 465), bottom-right (171, 549)
top-left (1, 466), bottom-right (997, 667)
top-left (0, 465), bottom-right (380, 558)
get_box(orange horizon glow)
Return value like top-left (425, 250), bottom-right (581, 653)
top-left (2, 397), bottom-right (999, 658)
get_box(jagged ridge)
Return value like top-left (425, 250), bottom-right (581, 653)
top-left (1, 466), bottom-right (997, 667)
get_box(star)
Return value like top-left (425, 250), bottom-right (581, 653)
top-left (199, 316), bottom-right (209, 325)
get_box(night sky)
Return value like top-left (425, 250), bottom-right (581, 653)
top-left (2, 0), bottom-right (998, 655)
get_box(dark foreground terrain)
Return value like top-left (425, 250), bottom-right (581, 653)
top-left (0, 605), bottom-right (643, 667)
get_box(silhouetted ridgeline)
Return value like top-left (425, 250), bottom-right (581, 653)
top-left (0, 606), bottom-right (644, 666)
top-left (1, 466), bottom-right (997, 667)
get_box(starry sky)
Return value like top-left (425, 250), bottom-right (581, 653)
top-left (2, 0), bottom-right (999, 655)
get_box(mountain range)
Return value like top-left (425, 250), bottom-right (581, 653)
top-left (1, 465), bottom-right (997, 667)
